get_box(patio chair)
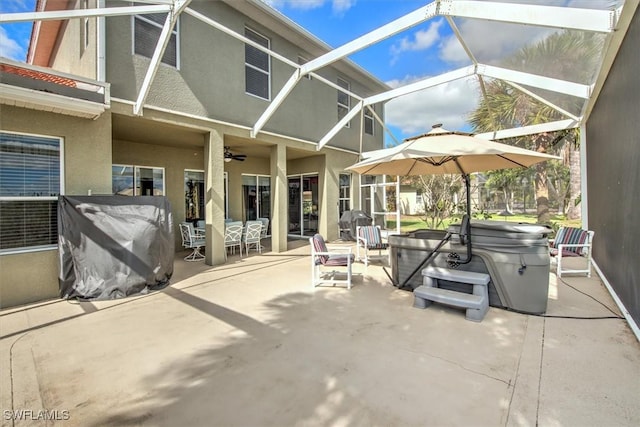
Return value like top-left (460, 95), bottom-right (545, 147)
top-left (356, 225), bottom-right (389, 267)
top-left (243, 220), bottom-right (263, 255)
top-left (309, 233), bottom-right (354, 290)
top-left (179, 222), bottom-right (206, 262)
top-left (550, 227), bottom-right (595, 277)
top-left (257, 217), bottom-right (269, 250)
top-left (224, 223), bottom-right (244, 260)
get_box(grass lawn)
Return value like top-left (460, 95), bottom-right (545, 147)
top-left (387, 213), bottom-right (582, 234)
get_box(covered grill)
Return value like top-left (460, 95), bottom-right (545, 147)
top-left (338, 210), bottom-right (372, 241)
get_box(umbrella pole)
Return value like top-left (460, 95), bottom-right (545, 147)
top-left (458, 174), bottom-right (473, 264)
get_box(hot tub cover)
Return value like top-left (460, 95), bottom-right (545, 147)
top-left (58, 195), bottom-right (174, 300)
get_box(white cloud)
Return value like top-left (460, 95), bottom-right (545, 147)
top-left (384, 76), bottom-right (480, 136)
top-left (390, 20), bottom-right (443, 63)
top-left (332, 0), bottom-right (357, 14)
top-left (439, 18), bottom-right (555, 66)
top-left (0, 26), bottom-right (26, 61)
top-left (265, 0), bottom-right (356, 13)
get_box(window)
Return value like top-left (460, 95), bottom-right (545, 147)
top-left (133, 13), bottom-right (178, 67)
top-left (245, 27), bottom-right (270, 100)
top-left (364, 107), bottom-right (374, 135)
top-left (339, 173), bottom-right (351, 217)
top-left (112, 165), bottom-right (164, 196)
top-left (0, 131), bottom-right (62, 253)
top-left (337, 77), bottom-right (350, 128)
top-left (82, 0), bottom-right (90, 52)
top-left (185, 170), bottom-right (204, 222)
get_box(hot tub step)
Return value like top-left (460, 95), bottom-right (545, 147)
top-left (415, 267), bottom-right (490, 322)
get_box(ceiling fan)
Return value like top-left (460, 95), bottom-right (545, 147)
top-left (224, 146), bottom-right (247, 162)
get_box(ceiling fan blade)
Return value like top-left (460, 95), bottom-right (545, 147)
top-left (233, 156), bottom-right (246, 161)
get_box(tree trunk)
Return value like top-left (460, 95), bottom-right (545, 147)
top-left (535, 162), bottom-right (551, 224)
top-left (567, 144), bottom-right (582, 220)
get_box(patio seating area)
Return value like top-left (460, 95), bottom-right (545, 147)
top-left (1, 241), bottom-right (639, 426)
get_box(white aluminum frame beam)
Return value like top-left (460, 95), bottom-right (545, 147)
top-left (475, 119), bottom-right (579, 140)
top-left (478, 64), bottom-right (591, 99)
top-left (134, 0), bottom-right (191, 115)
top-left (0, 5), bottom-right (170, 23)
top-left (443, 0), bottom-right (616, 33)
top-left (317, 66), bottom-right (476, 150)
top-left (504, 80), bottom-right (581, 122)
top-left (317, 101), bottom-right (363, 149)
top-left (252, 2), bottom-right (439, 138)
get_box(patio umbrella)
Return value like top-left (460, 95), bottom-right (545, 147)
top-left (349, 124), bottom-right (560, 176)
top-left (347, 124), bottom-right (560, 285)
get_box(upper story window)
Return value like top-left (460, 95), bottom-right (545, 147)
top-left (337, 77), bottom-right (350, 128)
top-left (133, 13), bottom-right (179, 68)
top-left (82, 0), bottom-right (90, 52)
top-left (364, 107), bottom-right (374, 135)
top-left (0, 131), bottom-right (62, 253)
top-left (245, 27), bottom-right (271, 100)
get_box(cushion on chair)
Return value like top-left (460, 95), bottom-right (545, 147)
top-left (551, 227), bottom-right (588, 256)
top-left (324, 254), bottom-right (355, 266)
top-left (311, 234), bottom-right (329, 264)
top-left (358, 226), bottom-right (389, 249)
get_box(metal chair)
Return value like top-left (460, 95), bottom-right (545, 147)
top-left (243, 220), bottom-right (263, 255)
top-left (257, 217), bottom-right (269, 250)
top-left (224, 223), bottom-right (244, 260)
top-left (309, 233), bottom-right (354, 290)
top-left (550, 227), bottom-right (595, 277)
top-left (179, 222), bottom-right (206, 261)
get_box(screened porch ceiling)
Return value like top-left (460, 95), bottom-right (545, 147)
top-left (3, 0), bottom-right (638, 150)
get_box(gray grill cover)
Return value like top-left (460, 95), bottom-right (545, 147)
top-left (339, 210), bottom-right (372, 240)
top-left (58, 195), bottom-right (174, 300)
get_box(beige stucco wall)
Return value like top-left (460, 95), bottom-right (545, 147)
top-left (50, 0), bottom-right (98, 78)
top-left (105, 0), bottom-right (384, 154)
top-left (0, 106), bottom-right (112, 308)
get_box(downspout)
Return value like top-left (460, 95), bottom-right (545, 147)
top-left (97, 0), bottom-right (106, 82)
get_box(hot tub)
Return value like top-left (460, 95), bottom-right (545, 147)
top-left (389, 221), bottom-right (553, 314)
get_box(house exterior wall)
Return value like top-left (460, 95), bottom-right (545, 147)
top-left (49, 0), bottom-right (98, 79)
top-left (104, 0), bottom-right (384, 152)
top-left (586, 7), bottom-right (639, 326)
top-left (0, 106), bottom-right (112, 308)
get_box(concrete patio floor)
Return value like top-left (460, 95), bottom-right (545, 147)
top-left (1, 241), bottom-right (639, 427)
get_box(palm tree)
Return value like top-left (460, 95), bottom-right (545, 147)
top-left (469, 30), bottom-right (604, 223)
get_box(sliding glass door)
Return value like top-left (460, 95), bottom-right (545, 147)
top-left (242, 174), bottom-right (270, 223)
top-left (288, 174), bottom-right (318, 237)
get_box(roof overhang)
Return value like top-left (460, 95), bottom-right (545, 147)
top-left (0, 58), bottom-right (110, 119)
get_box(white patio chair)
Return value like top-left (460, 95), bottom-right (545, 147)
top-left (243, 220), bottom-right (263, 255)
top-left (224, 223), bottom-right (243, 260)
top-left (550, 227), bottom-right (595, 277)
top-left (179, 222), bottom-right (206, 261)
top-left (309, 233), bottom-right (354, 290)
top-left (356, 225), bottom-right (389, 267)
